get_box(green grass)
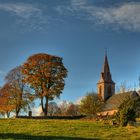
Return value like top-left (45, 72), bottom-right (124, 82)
top-left (0, 119), bottom-right (140, 140)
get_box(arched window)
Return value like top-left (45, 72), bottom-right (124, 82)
top-left (99, 86), bottom-right (102, 95)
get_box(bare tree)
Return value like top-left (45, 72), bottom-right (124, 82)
top-left (117, 81), bottom-right (131, 93)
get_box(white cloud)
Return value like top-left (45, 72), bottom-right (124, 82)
top-left (57, 1), bottom-right (140, 32)
top-left (32, 106), bottom-right (42, 116)
top-left (84, 2), bottom-right (140, 31)
top-left (75, 96), bottom-right (84, 105)
top-left (0, 3), bottom-right (48, 32)
top-left (1, 1), bottom-right (140, 32)
top-left (0, 3), bottom-right (41, 19)
top-left (71, 0), bottom-right (87, 7)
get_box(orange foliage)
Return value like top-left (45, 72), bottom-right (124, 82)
top-left (22, 53), bottom-right (68, 98)
top-left (22, 53), bottom-right (68, 115)
top-left (0, 83), bottom-right (15, 114)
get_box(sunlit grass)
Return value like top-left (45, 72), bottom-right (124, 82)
top-left (0, 119), bottom-right (140, 139)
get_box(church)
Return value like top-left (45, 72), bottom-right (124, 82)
top-left (97, 54), bottom-right (139, 115)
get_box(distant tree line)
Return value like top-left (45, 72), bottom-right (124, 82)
top-left (43, 101), bottom-right (80, 116)
top-left (43, 92), bottom-right (103, 117)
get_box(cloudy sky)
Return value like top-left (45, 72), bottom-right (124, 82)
top-left (0, 0), bottom-right (140, 103)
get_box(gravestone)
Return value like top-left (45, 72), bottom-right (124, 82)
top-left (29, 111), bottom-right (32, 117)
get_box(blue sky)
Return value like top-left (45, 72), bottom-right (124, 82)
top-left (0, 0), bottom-right (140, 103)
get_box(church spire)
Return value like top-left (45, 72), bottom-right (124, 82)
top-left (102, 55), bottom-right (110, 74)
top-left (99, 54), bottom-right (113, 83)
top-left (97, 53), bottom-right (115, 101)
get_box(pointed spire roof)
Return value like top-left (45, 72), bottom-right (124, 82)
top-left (102, 55), bottom-right (110, 73)
top-left (98, 54), bottom-right (115, 84)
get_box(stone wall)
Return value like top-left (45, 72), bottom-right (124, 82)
top-left (16, 115), bottom-right (86, 119)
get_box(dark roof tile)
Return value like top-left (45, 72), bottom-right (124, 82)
top-left (103, 91), bottom-right (139, 111)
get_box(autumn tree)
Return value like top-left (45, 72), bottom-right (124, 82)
top-left (5, 66), bottom-right (34, 117)
top-left (0, 83), bottom-right (15, 118)
top-left (22, 53), bottom-right (68, 116)
top-left (66, 103), bottom-right (80, 116)
top-left (79, 92), bottom-right (103, 118)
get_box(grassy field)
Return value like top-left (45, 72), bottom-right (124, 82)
top-left (0, 119), bottom-right (140, 140)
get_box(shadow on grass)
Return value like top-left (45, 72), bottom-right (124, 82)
top-left (0, 133), bottom-right (99, 140)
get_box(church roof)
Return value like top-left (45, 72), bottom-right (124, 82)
top-left (103, 91), bottom-right (139, 111)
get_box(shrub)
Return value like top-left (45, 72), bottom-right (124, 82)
top-left (116, 96), bottom-right (140, 127)
top-left (79, 92), bottom-right (103, 118)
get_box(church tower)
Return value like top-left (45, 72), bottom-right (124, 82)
top-left (97, 55), bottom-right (115, 101)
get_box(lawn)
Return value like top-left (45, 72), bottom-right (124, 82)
top-left (0, 119), bottom-right (140, 140)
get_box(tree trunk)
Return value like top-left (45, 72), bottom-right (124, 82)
top-left (6, 111), bottom-right (10, 118)
top-left (15, 106), bottom-right (20, 117)
top-left (16, 110), bottom-right (18, 117)
top-left (41, 97), bottom-right (45, 114)
top-left (44, 96), bottom-right (49, 116)
top-left (16, 109), bottom-right (20, 117)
